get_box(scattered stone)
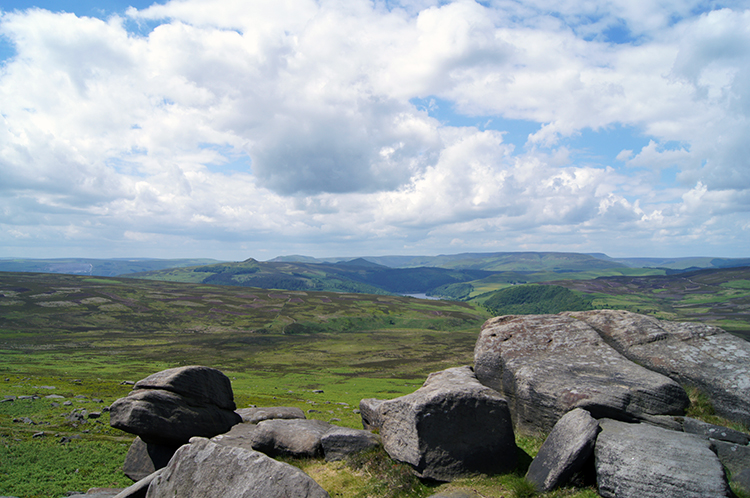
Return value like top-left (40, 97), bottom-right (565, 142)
top-left (377, 366), bottom-right (517, 481)
top-left (122, 437), bottom-right (179, 482)
top-left (312, 389), bottom-right (324, 393)
top-left (38, 385), bottom-right (56, 390)
top-left (145, 437), bottom-right (330, 498)
top-left (474, 314), bottom-right (689, 434)
top-left (66, 410), bottom-right (88, 424)
top-left (88, 412), bottom-right (102, 419)
top-left (13, 417), bottom-right (34, 425)
top-left (236, 406), bottom-right (305, 424)
top-left (682, 418), bottom-right (750, 445)
top-left (75, 395), bottom-right (88, 399)
top-left (93, 398), bottom-right (103, 403)
top-left (526, 408), bottom-right (600, 493)
top-left (120, 381), bottom-right (135, 386)
top-left (32, 431), bottom-right (45, 438)
top-left (320, 426), bottom-right (380, 461)
top-left (249, 419), bottom-right (333, 458)
top-left (595, 419), bottom-right (729, 498)
top-left (63, 401), bottom-right (73, 406)
top-left (18, 395), bottom-right (35, 400)
top-left (51, 402), bottom-right (60, 408)
top-left (46, 394), bottom-right (65, 399)
top-left (567, 309), bottom-right (750, 426)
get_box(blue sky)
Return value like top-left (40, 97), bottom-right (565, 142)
top-left (1, 0), bottom-right (749, 260)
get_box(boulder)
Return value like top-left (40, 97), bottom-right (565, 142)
top-left (211, 423), bottom-right (258, 451)
top-left (566, 309), bottom-right (750, 426)
top-left (122, 437), bottom-right (180, 482)
top-left (474, 314), bottom-right (689, 434)
top-left (110, 389), bottom-right (241, 446)
top-left (320, 426), bottom-right (381, 461)
top-left (376, 366), bottom-right (517, 481)
top-left (236, 406), bottom-right (305, 424)
top-left (359, 398), bottom-right (386, 431)
top-left (248, 419), bottom-right (334, 458)
top-left (134, 366), bottom-right (236, 411)
top-left (595, 419), bottom-right (730, 498)
top-left (526, 408), bottom-right (600, 492)
top-left (144, 437), bottom-right (330, 498)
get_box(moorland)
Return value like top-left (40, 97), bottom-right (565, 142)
top-left (2, 251), bottom-right (750, 497)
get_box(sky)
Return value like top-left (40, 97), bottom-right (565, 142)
top-left (1, 0), bottom-right (749, 261)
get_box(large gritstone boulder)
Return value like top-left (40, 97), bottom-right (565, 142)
top-left (144, 437), bottom-right (330, 498)
top-left (566, 309), bottom-right (750, 426)
top-left (110, 366), bottom-right (242, 446)
top-left (373, 366), bottom-right (517, 481)
top-left (474, 314), bottom-right (689, 434)
top-left (594, 419), bottom-right (730, 498)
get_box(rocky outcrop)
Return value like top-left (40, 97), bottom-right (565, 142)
top-left (594, 419), bottom-right (730, 498)
top-left (320, 426), bottom-right (381, 461)
top-left (122, 437), bottom-right (179, 482)
top-left (525, 408), bottom-right (599, 492)
top-left (236, 406), bottom-right (305, 424)
top-left (144, 437), bottom-right (330, 498)
top-left (566, 309), bottom-right (750, 426)
top-left (474, 314), bottom-right (689, 434)
top-left (248, 419), bottom-right (333, 458)
top-left (369, 366), bottom-right (517, 481)
top-left (110, 366), bottom-right (241, 446)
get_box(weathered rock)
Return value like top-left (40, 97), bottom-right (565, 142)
top-left (211, 423), bottom-right (258, 451)
top-left (378, 366), bottom-right (517, 481)
top-left (110, 388), bottom-right (241, 446)
top-left (113, 469), bottom-right (163, 498)
top-left (133, 366), bottom-right (235, 411)
top-left (711, 439), bottom-right (750, 478)
top-left (526, 408), bottom-right (600, 492)
top-left (236, 406), bottom-right (305, 424)
top-left (359, 398), bottom-right (386, 431)
top-left (567, 309), bottom-right (750, 426)
top-left (145, 437), bottom-right (330, 498)
top-left (320, 426), bottom-right (381, 461)
top-left (426, 492), bottom-right (482, 498)
top-left (682, 417), bottom-right (750, 445)
top-left (474, 314), bottom-right (689, 434)
top-left (595, 419), bottom-right (730, 498)
top-left (249, 419), bottom-right (333, 458)
top-left (122, 437), bottom-right (179, 482)
top-left (733, 468), bottom-right (750, 494)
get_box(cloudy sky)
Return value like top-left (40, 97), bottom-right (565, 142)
top-left (1, 0), bottom-right (748, 261)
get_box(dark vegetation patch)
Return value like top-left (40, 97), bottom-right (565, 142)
top-left (483, 284), bottom-right (594, 315)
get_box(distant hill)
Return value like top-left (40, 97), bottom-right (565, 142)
top-left (126, 258), bottom-right (495, 295)
top-left (270, 252), bottom-right (630, 271)
top-left (0, 258), bottom-right (222, 277)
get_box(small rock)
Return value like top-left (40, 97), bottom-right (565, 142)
top-left (63, 401), bottom-right (73, 406)
top-left (120, 381), bottom-right (135, 385)
top-left (312, 390), bottom-right (324, 393)
top-left (88, 412), bottom-right (102, 419)
top-left (32, 431), bottom-right (45, 438)
top-left (682, 418), bottom-right (750, 446)
top-left (526, 408), bottom-right (599, 492)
